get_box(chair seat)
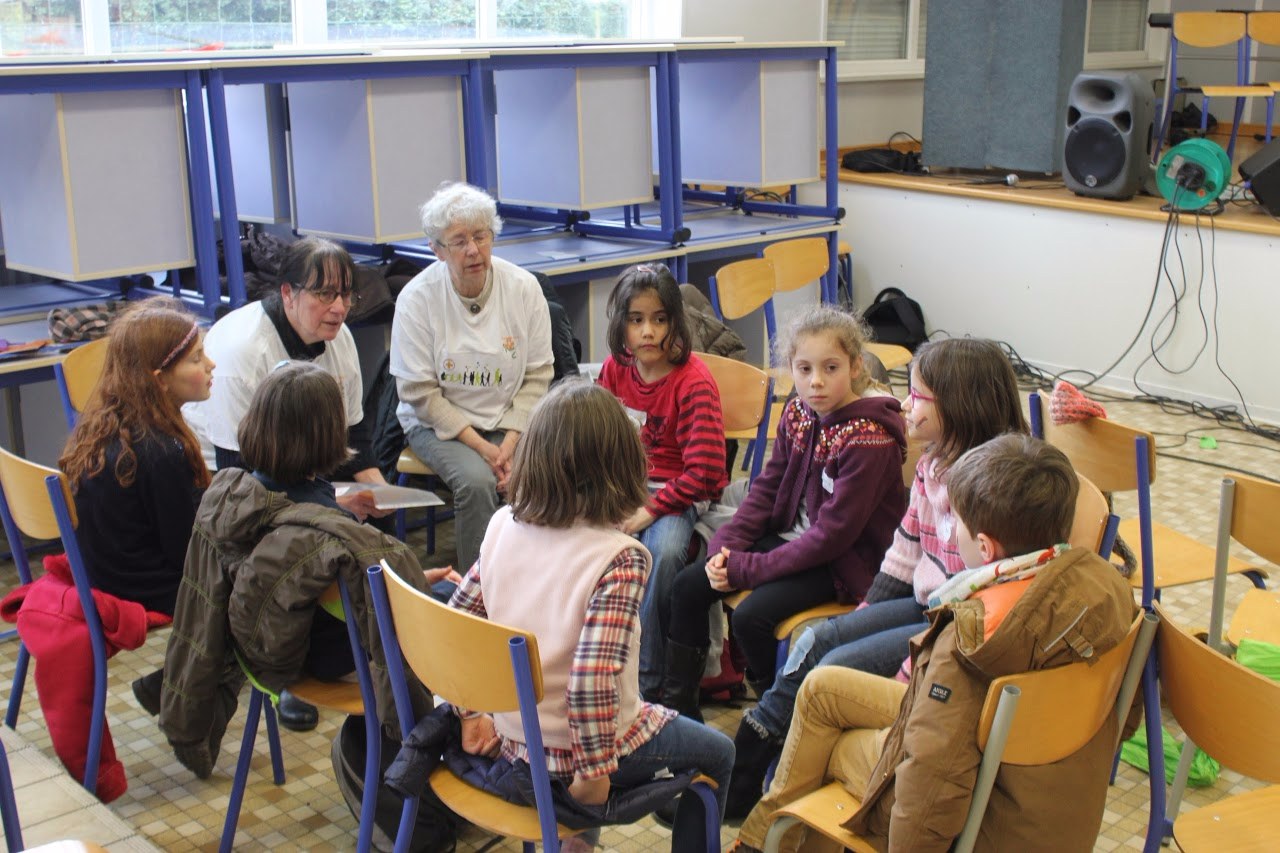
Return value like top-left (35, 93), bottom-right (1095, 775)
top-left (397, 448), bottom-right (435, 477)
top-left (1118, 519), bottom-right (1265, 589)
top-left (284, 677), bottom-right (366, 716)
top-left (1200, 84), bottom-right (1273, 97)
top-left (429, 765), bottom-right (575, 842)
top-left (1227, 589), bottom-right (1280, 647)
top-left (774, 602), bottom-right (855, 643)
top-left (865, 343), bottom-right (911, 371)
top-left (1174, 784), bottom-right (1280, 852)
top-left (767, 781), bottom-right (877, 853)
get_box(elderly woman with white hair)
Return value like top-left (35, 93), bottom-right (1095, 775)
top-left (390, 182), bottom-right (554, 573)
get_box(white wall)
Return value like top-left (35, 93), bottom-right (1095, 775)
top-left (831, 182), bottom-right (1280, 423)
top-left (681, 0), bottom-right (823, 42)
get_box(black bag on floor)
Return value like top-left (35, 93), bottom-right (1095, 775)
top-left (863, 287), bottom-right (927, 352)
top-left (332, 714), bottom-right (457, 853)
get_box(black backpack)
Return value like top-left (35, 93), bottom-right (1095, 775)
top-left (863, 287), bottom-right (927, 352)
top-left (332, 714), bottom-right (457, 852)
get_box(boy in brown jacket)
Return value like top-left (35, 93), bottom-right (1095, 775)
top-left (736, 434), bottom-right (1137, 852)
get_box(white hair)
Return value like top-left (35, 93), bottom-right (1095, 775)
top-left (419, 181), bottom-right (504, 244)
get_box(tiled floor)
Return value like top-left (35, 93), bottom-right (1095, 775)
top-left (0, 382), bottom-right (1276, 851)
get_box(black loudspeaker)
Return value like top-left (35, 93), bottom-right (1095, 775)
top-left (1239, 139), bottom-right (1280, 216)
top-left (1063, 71), bottom-right (1154, 200)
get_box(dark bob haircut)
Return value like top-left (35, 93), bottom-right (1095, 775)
top-left (237, 361), bottom-right (353, 484)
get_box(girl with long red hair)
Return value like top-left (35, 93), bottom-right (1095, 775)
top-left (59, 297), bottom-right (214, 617)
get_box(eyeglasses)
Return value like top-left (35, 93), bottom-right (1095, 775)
top-left (309, 287), bottom-right (360, 307)
top-left (906, 386), bottom-right (934, 405)
top-left (439, 230), bottom-right (494, 253)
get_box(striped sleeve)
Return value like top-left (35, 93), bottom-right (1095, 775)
top-left (649, 372), bottom-right (728, 517)
top-left (567, 546), bottom-right (648, 778)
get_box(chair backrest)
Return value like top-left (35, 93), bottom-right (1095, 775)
top-left (1154, 602), bottom-right (1280, 784)
top-left (1173, 11), bottom-right (1248, 48)
top-left (379, 562), bottom-right (541, 714)
top-left (977, 613), bottom-right (1145, 765)
top-left (762, 237), bottom-right (828, 295)
top-left (712, 256), bottom-right (776, 321)
top-left (1033, 393), bottom-right (1156, 495)
top-left (1228, 471), bottom-right (1280, 566)
top-left (56, 337), bottom-right (110, 428)
top-left (698, 352), bottom-right (770, 433)
top-left (1070, 473), bottom-right (1112, 555)
top-left (0, 446), bottom-right (75, 541)
top-left (1248, 11), bottom-right (1280, 47)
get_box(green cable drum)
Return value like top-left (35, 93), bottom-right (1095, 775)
top-left (1155, 138), bottom-right (1231, 210)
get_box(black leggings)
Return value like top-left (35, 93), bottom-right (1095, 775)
top-left (305, 608), bottom-right (357, 681)
top-left (668, 535), bottom-right (837, 683)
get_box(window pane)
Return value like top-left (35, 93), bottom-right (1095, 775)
top-left (828, 0), bottom-right (909, 62)
top-left (918, 0), bottom-right (927, 58)
top-left (495, 0), bottom-right (631, 39)
top-left (1, 0), bottom-right (83, 55)
top-left (110, 0), bottom-right (292, 52)
top-left (1088, 0), bottom-right (1147, 54)
top-left (328, 0), bottom-right (476, 42)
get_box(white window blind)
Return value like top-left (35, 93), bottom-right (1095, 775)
top-left (1088, 0), bottom-right (1148, 54)
top-left (827, 0), bottom-right (927, 63)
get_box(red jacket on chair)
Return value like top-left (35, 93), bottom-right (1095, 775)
top-left (0, 554), bottom-right (170, 802)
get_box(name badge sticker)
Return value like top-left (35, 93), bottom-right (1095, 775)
top-left (822, 470), bottom-right (835, 493)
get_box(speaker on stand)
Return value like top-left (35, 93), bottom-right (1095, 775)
top-left (1063, 71), bottom-right (1154, 200)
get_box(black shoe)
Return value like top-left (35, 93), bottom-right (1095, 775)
top-left (277, 689), bottom-right (319, 732)
top-left (660, 640), bottom-right (709, 721)
top-left (652, 796), bottom-right (678, 828)
top-left (132, 668), bottom-right (163, 716)
top-left (725, 717), bottom-right (783, 820)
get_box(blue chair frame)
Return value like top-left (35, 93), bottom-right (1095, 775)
top-left (220, 572), bottom-right (381, 853)
top-left (0, 463), bottom-right (109, 797)
top-left (0, 725), bottom-right (24, 852)
top-left (367, 562), bottom-right (721, 852)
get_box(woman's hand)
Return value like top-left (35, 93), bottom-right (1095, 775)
top-left (493, 431), bottom-right (520, 492)
top-left (352, 467), bottom-right (394, 518)
top-left (460, 714), bottom-right (501, 757)
top-left (336, 490), bottom-right (379, 522)
top-left (619, 507), bottom-right (655, 535)
top-left (424, 566), bottom-right (463, 586)
top-left (706, 547), bottom-right (734, 592)
top-left (568, 773), bottom-right (611, 806)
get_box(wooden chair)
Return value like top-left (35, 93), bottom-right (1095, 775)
top-left (394, 446), bottom-right (449, 556)
top-left (699, 353), bottom-right (773, 482)
top-left (762, 613), bottom-right (1152, 853)
top-left (1206, 472), bottom-right (1280, 648)
top-left (367, 560), bottom-right (722, 852)
top-left (1150, 602), bottom-right (1280, 853)
top-left (1029, 392), bottom-right (1267, 597)
top-left (1154, 12), bottom-right (1270, 161)
top-left (53, 337), bottom-right (109, 429)
top-left (0, 448), bottom-right (111, 796)
top-left (220, 576), bottom-right (381, 853)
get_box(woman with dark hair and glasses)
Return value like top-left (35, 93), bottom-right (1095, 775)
top-left (390, 182), bottom-right (553, 576)
top-left (191, 236), bottom-right (390, 731)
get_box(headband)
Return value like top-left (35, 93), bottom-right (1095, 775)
top-left (158, 323), bottom-right (199, 370)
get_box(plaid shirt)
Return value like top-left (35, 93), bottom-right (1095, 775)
top-left (450, 546), bottom-right (675, 778)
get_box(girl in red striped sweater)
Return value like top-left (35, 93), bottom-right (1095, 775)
top-left (598, 264), bottom-right (728, 701)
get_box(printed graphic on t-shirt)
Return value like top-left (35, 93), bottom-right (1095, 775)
top-left (641, 413), bottom-right (668, 451)
top-left (440, 353), bottom-right (509, 389)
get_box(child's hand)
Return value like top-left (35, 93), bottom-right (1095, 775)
top-left (619, 507), bottom-right (655, 535)
top-left (460, 714), bottom-right (501, 757)
top-left (568, 773), bottom-right (611, 805)
top-left (706, 548), bottom-right (733, 592)
top-left (424, 566), bottom-right (462, 586)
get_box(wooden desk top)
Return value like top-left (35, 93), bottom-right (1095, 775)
top-left (837, 168), bottom-right (1280, 238)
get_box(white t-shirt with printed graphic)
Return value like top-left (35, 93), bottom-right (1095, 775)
top-left (391, 256), bottom-right (553, 438)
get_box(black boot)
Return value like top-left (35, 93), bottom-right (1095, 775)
top-left (725, 716), bottom-right (783, 820)
top-left (277, 688), bottom-right (319, 732)
top-left (660, 640), bottom-right (708, 721)
top-left (131, 667), bottom-right (164, 716)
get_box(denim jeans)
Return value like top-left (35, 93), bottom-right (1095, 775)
top-left (749, 596), bottom-right (926, 738)
top-left (637, 505), bottom-right (700, 697)
top-left (405, 425), bottom-right (503, 573)
top-left (607, 715), bottom-right (734, 853)
top-left (738, 666), bottom-right (905, 852)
